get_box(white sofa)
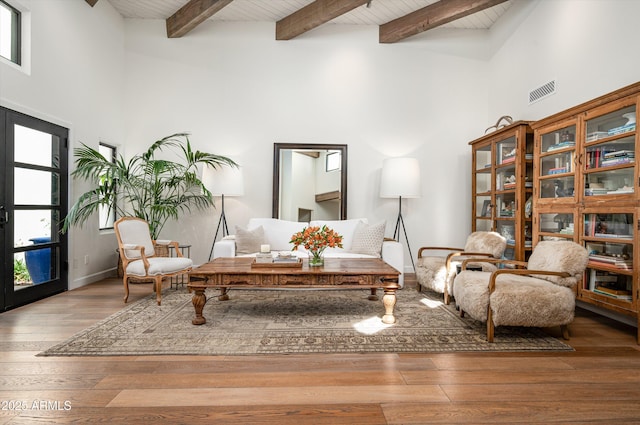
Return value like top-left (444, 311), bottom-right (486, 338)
top-left (213, 218), bottom-right (404, 287)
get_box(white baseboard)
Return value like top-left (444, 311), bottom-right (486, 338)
top-left (69, 268), bottom-right (117, 290)
top-left (576, 300), bottom-right (637, 328)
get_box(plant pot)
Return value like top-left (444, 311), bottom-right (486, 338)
top-left (25, 237), bottom-right (51, 284)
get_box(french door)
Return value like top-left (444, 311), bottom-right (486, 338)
top-left (0, 107), bottom-right (68, 311)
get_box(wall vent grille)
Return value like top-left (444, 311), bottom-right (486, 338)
top-left (529, 80), bottom-right (556, 104)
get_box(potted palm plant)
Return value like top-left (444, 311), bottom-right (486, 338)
top-left (62, 132), bottom-right (237, 239)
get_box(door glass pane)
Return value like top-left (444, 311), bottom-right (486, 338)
top-left (14, 247), bottom-right (59, 290)
top-left (14, 168), bottom-right (59, 205)
top-left (14, 125), bottom-right (59, 167)
top-left (13, 210), bottom-right (58, 247)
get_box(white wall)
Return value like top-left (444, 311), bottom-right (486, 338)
top-left (0, 0), bottom-right (125, 289)
top-left (9, 0), bottom-right (637, 282)
top-left (487, 0), bottom-right (640, 121)
top-left (124, 20), bottom-right (489, 271)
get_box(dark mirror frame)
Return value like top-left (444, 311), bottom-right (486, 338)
top-left (273, 143), bottom-right (348, 220)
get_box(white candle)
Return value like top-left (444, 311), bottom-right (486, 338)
top-left (260, 244), bottom-right (270, 253)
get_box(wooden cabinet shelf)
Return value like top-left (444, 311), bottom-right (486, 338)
top-left (470, 121), bottom-right (534, 261)
top-left (531, 81), bottom-right (640, 342)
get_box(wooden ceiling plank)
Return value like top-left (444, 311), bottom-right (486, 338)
top-left (379, 0), bottom-right (509, 44)
top-left (276, 0), bottom-right (370, 41)
top-left (85, 0), bottom-right (99, 7)
top-left (166, 0), bottom-right (235, 38)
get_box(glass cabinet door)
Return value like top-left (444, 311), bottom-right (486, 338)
top-left (583, 104), bottom-right (636, 198)
top-left (581, 211), bottom-right (635, 310)
top-left (537, 124), bottom-right (577, 201)
top-left (473, 143), bottom-right (493, 232)
top-left (537, 212), bottom-right (575, 240)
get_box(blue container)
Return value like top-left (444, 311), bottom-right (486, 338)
top-left (25, 237), bottom-right (51, 284)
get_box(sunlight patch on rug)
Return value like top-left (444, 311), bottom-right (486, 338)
top-left (39, 288), bottom-right (573, 356)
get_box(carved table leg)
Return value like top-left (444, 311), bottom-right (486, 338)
top-left (368, 288), bottom-right (378, 301)
top-left (218, 287), bottom-right (229, 301)
top-left (191, 288), bottom-right (207, 325)
top-left (381, 288), bottom-right (397, 324)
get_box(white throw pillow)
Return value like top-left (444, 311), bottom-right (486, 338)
top-left (235, 225), bottom-right (265, 254)
top-left (310, 218), bottom-right (368, 251)
top-left (248, 218), bottom-right (308, 251)
top-left (350, 221), bottom-right (385, 257)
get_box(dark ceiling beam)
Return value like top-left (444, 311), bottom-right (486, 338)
top-left (379, 0), bottom-right (509, 44)
top-left (276, 0), bottom-right (370, 41)
top-left (166, 0), bottom-right (234, 38)
top-left (85, 0), bottom-right (99, 7)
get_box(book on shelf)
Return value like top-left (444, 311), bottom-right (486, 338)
top-left (547, 167), bottom-right (567, 175)
top-left (589, 254), bottom-right (633, 269)
top-left (586, 131), bottom-right (609, 142)
top-left (607, 123), bottom-right (636, 136)
top-left (593, 288), bottom-right (632, 300)
top-left (600, 157), bottom-right (634, 167)
top-left (546, 141), bottom-right (575, 151)
top-left (603, 149), bottom-right (635, 159)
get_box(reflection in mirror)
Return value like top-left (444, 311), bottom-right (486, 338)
top-left (273, 143), bottom-right (347, 221)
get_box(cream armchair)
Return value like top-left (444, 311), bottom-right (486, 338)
top-left (114, 217), bottom-right (193, 305)
top-left (453, 240), bottom-right (589, 342)
top-left (415, 231), bottom-right (507, 304)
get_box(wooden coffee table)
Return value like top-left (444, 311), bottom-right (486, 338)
top-left (188, 257), bottom-right (401, 326)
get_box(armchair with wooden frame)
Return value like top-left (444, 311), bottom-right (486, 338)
top-left (415, 231), bottom-right (507, 304)
top-left (114, 217), bottom-right (193, 305)
top-left (453, 240), bottom-right (589, 342)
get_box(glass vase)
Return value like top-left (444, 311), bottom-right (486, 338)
top-left (308, 248), bottom-right (325, 267)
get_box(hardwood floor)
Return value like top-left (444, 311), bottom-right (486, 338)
top-left (1, 275), bottom-right (640, 424)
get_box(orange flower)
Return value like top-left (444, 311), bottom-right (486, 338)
top-left (290, 225), bottom-right (343, 252)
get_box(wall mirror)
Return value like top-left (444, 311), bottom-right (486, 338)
top-left (273, 143), bottom-right (347, 221)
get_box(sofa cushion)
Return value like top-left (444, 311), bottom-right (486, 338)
top-left (310, 218), bottom-right (367, 251)
top-left (350, 220), bottom-right (385, 257)
top-left (248, 218), bottom-right (307, 251)
top-left (235, 225), bottom-right (266, 254)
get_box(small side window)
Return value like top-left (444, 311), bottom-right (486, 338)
top-left (0, 0), bottom-right (21, 65)
top-left (98, 143), bottom-right (116, 230)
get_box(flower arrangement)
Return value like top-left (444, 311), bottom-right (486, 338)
top-left (290, 225), bottom-right (343, 266)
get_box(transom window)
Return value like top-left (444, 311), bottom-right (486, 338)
top-left (0, 0), bottom-right (21, 65)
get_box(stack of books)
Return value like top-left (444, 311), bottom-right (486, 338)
top-left (546, 141), bottom-right (575, 151)
top-left (589, 254), bottom-right (633, 270)
top-left (607, 123), bottom-right (636, 136)
top-left (601, 150), bottom-right (635, 167)
top-left (593, 286), bottom-right (632, 300)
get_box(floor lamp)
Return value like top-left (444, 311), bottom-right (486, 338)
top-left (202, 164), bottom-right (244, 261)
top-left (380, 157), bottom-right (421, 272)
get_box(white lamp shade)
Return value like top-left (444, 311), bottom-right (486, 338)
top-left (202, 164), bottom-right (244, 197)
top-left (379, 157), bottom-right (421, 198)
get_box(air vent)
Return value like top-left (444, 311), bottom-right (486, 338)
top-left (529, 80), bottom-right (556, 104)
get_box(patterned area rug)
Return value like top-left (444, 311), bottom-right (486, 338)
top-left (39, 287), bottom-right (572, 356)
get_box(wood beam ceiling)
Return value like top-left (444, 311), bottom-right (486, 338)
top-left (276, 0), bottom-right (370, 41)
top-left (166, 0), bottom-right (234, 38)
top-left (379, 0), bottom-right (509, 43)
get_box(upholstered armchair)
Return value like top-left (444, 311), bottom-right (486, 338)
top-left (415, 231), bottom-right (507, 304)
top-left (114, 217), bottom-right (193, 305)
top-left (453, 240), bottom-right (589, 342)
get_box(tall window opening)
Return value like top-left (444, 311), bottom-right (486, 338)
top-left (98, 142), bottom-right (116, 230)
top-left (0, 0), bottom-right (21, 65)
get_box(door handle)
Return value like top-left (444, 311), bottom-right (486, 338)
top-left (0, 206), bottom-right (8, 227)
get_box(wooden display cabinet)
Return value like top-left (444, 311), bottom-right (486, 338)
top-left (470, 121), bottom-right (534, 261)
top-left (531, 82), bottom-right (640, 342)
